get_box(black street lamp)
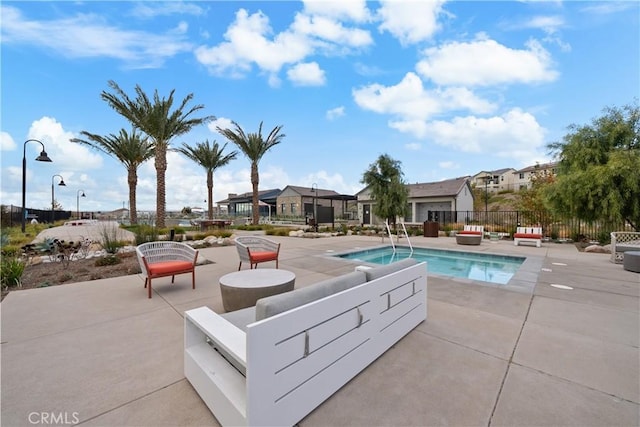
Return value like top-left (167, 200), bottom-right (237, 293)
top-left (21, 139), bottom-right (52, 232)
top-left (312, 183), bottom-right (318, 232)
top-left (51, 174), bottom-right (66, 223)
top-left (485, 173), bottom-right (491, 217)
top-left (76, 189), bottom-right (86, 220)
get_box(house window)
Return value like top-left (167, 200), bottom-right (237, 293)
top-left (519, 173), bottom-right (525, 179)
top-left (291, 203), bottom-right (297, 215)
top-left (280, 203), bottom-right (285, 214)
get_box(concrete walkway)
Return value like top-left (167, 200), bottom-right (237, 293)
top-left (1, 235), bottom-right (638, 426)
top-left (32, 221), bottom-right (135, 244)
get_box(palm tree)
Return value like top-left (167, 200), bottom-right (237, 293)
top-left (71, 128), bottom-right (153, 224)
top-left (100, 80), bottom-right (215, 228)
top-left (217, 121), bottom-right (285, 225)
top-left (175, 140), bottom-right (238, 220)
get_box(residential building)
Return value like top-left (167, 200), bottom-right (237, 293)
top-left (276, 185), bottom-right (357, 221)
top-left (471, 168), bottom-right (516, 193)
top-left (216, 189), bottom-right (281, 218)
top-left (512, 162), bottom-right (558, 190)
top-left (357, 177), bottom-right (474, 226)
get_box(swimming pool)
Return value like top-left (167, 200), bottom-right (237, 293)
top-left (335, 246), bottom-right (525, 285)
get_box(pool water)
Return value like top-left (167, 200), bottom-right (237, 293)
top-left (336, 246), bottom-right (525, 285)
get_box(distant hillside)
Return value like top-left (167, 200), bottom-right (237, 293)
top-left (485, 192), bottom-right (520, 211)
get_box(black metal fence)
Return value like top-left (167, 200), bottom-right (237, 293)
top-left (427, 210), bottom-right (634, 243)
top-left (2, 205), bottom-right (72, 228)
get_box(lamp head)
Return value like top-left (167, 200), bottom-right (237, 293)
top-left (81, 192), bottom-right (86, 198)
top-left (58, 179), bottom-right (66, 186)
top-left (36, 150), bottom-right (53, 162)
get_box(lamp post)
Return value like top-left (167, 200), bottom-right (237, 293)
top-left (76, 189), bottom-right (86, 220)
top-left (21, 139), bottom-right (53, 232)
top-left (311, 183), bottom-right (318, 232)
top-left (485, 173), bottom-right (490, 217)
top-left (51, 174), bottom-right (66, 223)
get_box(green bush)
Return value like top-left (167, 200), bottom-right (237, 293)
top-left (265, 227), bottom-right (290, 236)
top-left (1, 245), bottom-right (21, 258)
top-left (134, 225), bottom-right (159, 245)
top-left (596, 230), bottom-right (611, 245)
top-left (99, 224), bottom-right (125, 254)
top-left (1, 257), bottom-right (25, 289)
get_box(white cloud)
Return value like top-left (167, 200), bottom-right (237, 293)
top-left (301, 170), bottom-right (359, 194)
top-left (353, 72), bottom-right (496, 126)
top-left (302, 0), bottom-right (371, 22)
top-left (1, 131), bottom-right (16, 151)
top-left (29, 117), bottom-right (103, 172)
top-left (291, 12), bottom-right (372, 47)
top-left (438, 161), bottom-right (459, 169)
top-left (129, 2), bottom-right (206, 18)
top-left (195, 6), bottom-right (373, 80)
top-left (416, 34), bottom-right (559, 86)
top-left (210, 117), bottom-right (234, 134)
top-left (421, 108), bottom-right (546, 162)
top-left (287, 62), bottom-right (326, 86)
top-left (376, 0), bottom-right (448, 45)
top-left (326, 106), bottom-right (345, 120)
top-left (195, 9), bottom-right (312, 76)
top-left (0, 5), bottom-right (193, 68)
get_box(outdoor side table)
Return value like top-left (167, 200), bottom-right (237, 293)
top-left (219, 269), bottom-right (295, 312)
top-left (623, 251), bottom-right (640, 273)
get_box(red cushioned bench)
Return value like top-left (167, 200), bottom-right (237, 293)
top-left (514, 227), bottom-right (543, 248)
top-left (136, 241), bottom-right (199, 298)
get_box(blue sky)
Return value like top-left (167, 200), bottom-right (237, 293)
top-left (1, 1), bottom-right (638, 214)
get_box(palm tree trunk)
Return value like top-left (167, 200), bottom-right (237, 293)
top-left (251, 162), bottom-right (259, 225)
top-left (155, 144), bottom-right (167, 229)
top-left (207, 170), bottom-right (213, 220)
top-left (127, 168), bottom-right (138, 224)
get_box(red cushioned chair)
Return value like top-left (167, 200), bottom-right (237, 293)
top-left (235, 236), bottom-right (280, 270)
top-left (136, 241), bottom-right (199, 298)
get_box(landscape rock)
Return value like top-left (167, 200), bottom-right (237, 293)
top-left (584, 244), bottom-right (610, 253)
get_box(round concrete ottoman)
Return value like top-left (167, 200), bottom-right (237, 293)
top-left (219, 269), bottom-right (296, 312)
top-left (455, 234), bottom-right (482, 245)
top-left (623, 251), bottom-right (640, 273)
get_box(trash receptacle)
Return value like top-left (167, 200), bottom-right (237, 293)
top-left (424, 221), bottom-right (439, 237)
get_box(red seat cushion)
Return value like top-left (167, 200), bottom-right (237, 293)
top-left (514, 233), bottom-right (542, 239)
top-left (148, 261), bottom-right (193, 276)
top-left (250, 251), bottom-right (278, 263)
top-left (458, 231), bottom-right (482, 235)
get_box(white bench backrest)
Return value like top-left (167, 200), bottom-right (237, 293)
top-left (244, 262), bottom-right (427, 426)
top-left (516, 227), bottom-right (542, 235)
top-left (463, 225), bottom-right (484, 233)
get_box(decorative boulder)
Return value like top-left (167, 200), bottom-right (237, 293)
top-left (584, 245), bottom-right (610, 254)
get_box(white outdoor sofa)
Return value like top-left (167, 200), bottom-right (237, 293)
top-left (184, 258), bottom-right (427, 427)
top-left (513, 226), bottom-right (543, 247)
top-left (610, 231), bottom-right (640, 263)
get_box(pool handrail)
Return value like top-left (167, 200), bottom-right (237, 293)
top-left (384, 221), bottom-right (413, 255)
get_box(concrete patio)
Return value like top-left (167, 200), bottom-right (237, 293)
top-left (1, 234), bottom-right (638, 426)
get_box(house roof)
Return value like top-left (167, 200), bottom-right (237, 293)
top-left (358, 176), bottom-right (471, 199)
top-left (490, 167), bottom-right (516, 175)
top-left (514, 162), bottom-right (558, 174)
top-left (406, 177), bottom-right (471, 198)
top-left (282, 185), bottom-right (341, 198)
top-left (216, 188), bottom-right (281, 204)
